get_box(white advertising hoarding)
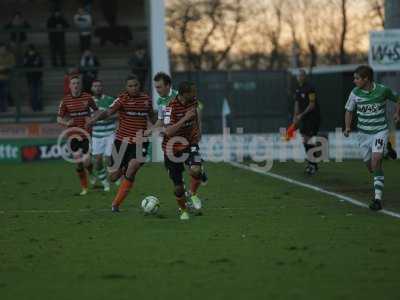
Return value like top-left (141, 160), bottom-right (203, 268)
top-left (369, 30), bottom-right (400, 71)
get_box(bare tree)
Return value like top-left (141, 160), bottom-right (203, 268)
top-left (166, 0), bottom-right (384, 70)
top-left (368, 0), bottom-right (385, 28)
top-left (166, 0), bottom-right (245, 70)
top-left (338, 0), bottom-right (348, 64)
top-left (283, 0), bottom-right (301, 67)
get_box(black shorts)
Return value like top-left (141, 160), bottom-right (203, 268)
top-left (164, 144), bottom-right (202, 186)
top-left (299, 117), bottom-right (320, 137)
top-left (113, 139), bottom-right (149, 170)
top-left (70, 138), bottom-right (90, 154)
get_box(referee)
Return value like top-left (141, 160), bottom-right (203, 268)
top-left (293, 69), bottom-right (321, 175)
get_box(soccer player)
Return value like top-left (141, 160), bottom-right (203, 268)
top-left (153, 72), bottom-right (178, 127)
top-left (90, 80), bottom-right (117, 192)
top-left (57, 75), bottom-right (98, 195)
top-left (293, 69), bottom-right (321, 175)
top-left (153, 72), bottom-right (208, 186)
top-left (87, 75), bottom-right (154, 212)
top-left (162, 81), bottom-right (204, 220)
top-left (344, 65), bottom-right (400, 211)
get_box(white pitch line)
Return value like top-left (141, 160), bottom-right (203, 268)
top-left (229, 161), bottom-right (400, 219)
top-left (0, 207), bottom-right (261, 214)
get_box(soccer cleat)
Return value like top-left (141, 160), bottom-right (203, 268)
top-left (79, 189), bottom-right (88, 196)
top-left (111, 205), bottom-right (120, 212)
top-left (190, 194), bottom-right (202, 210)
top-left (201, 171), bottom-right (208, 186)
top-left (306, 164), bottom-right (318, 175)
top-left (369, 199), bottom-right (382, 211)
top-left (180, 210), bottom-right (190, 220)
top-left (386, 142), bottom-right (397, 160)
top-left (89, 175), bottom-right (97, 186)
top-left (102, 180), bottom-right (110, 192)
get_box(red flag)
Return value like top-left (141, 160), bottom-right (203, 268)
top-left (284, 123), bottom-right (297, 141)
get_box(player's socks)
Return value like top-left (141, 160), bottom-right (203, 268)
top-left (373, 170), bottom-right (384, 201)
top-left (304, 143), bottom-right (319, 174)
top-left (86, 163), bottom-right (93, 174)
top-left (86, 163), bottom-right (96, 185)
top-left (190, 176), bottom-right (201, 195)
top-left (77, 169), bottom-right (88, 192)
top-left (97, 167), bottom-right (109, 191)
top-left (97, 167), bottom-right (107, 182)
top-left (112, 178), bottom-right (133, 208)
top-left (176, 196), bottom-right (187, 210)
top-left (200, 165), bottom-right (208, 186)
top-left (304, 143), bottom-right (312, 166)
top-left (200, 171), bottom-right (208, 186)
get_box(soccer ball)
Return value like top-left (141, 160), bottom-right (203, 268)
top-left (141, 196), bottom-right (160, 214)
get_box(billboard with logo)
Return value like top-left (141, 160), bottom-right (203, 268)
top-left (369, 30), bottom-right (400, 71)
top-left (0, 139), bottom-right (67, 162)
top-left (0, 143), bottom-right (20, 161)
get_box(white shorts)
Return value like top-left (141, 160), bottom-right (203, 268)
top-left (357, 130), bottom-right (388, 162)
top-left (92, 133), bottom-right (115, 156)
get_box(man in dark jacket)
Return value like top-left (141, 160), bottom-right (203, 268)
top-left (5, 12), bottom-right (31, 45)
top-left (23, 44), bottom-right (43, 111)
top-left (47, 9), bottom-right (69, 67)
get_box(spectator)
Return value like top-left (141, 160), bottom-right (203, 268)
top-left (128, 46), bottom-right (148, 90)
top-left (79, 49), bottom-right (99, 92)
top-left (4, 12), bottom-right (31, 46)
top-left (83, 0), bottom-right (93, 13)
top-left (47, 9), bottom-right (69, 67)
top-left (0, 43), bottom-right (16, 112)
top-left (73, 7), bottom-right (92, 53)
top-left (23, 44), bottom-right (43, 112)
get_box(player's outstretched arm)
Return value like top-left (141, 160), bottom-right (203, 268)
top-left (87, 106), bottom-right (116, 128)
top-left (143, 112), bottom-right (157, 137)
top-left (344, 110), bottom-right (353, 137)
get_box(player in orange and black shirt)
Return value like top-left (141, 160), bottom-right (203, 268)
top-left (162, 81), bottom-right (204, 220)
top-left (87, 74), bottom-right (154, 212)
top-left (57, 74), bottom-right (98, 195)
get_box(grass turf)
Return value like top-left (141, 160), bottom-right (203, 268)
top-left (268, 159), bottom-right (400, 210)
top-left (0, 160), bottom-right (399, 300)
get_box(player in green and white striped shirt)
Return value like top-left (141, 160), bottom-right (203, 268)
top-left (344, 65), bottom-right (400, 210)
top-left (153, 72), bottom-right (178, 126)
top-left (91, 80), bottom-right (117, 191)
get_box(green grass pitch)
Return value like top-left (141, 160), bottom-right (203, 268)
top-left (1, 160), bottom-right (400, 300)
